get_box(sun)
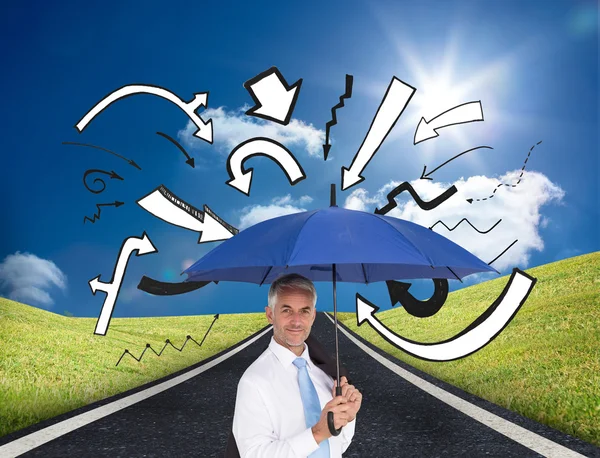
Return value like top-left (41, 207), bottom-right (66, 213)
top-left (359, 13), bottom-right (539, 170)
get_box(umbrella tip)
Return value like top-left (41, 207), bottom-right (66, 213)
top-left (330, 183), bottom-right (337, 207)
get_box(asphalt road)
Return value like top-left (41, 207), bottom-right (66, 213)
top-left (1, 312), bottom-right (598, 457)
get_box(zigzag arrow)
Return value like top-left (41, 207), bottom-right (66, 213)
top-left (374, 182), bottom-right (457, 215)
top-left (116, 314), bottom-right (220, 366)
top-left (84, 201), bottom-right (124, 224)
top-left (429, 218), bottom-right (502, 234)
top-left (323, 74), bottom-right (353, 161)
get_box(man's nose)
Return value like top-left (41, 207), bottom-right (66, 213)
top-left (290, 312), bottom-right (304, 322)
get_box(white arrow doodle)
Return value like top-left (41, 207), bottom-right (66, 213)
top-left (90, 232), bottom-right (157, 336)
top-left (226, 137), bottom-right (306, 196)
top-left (137, 185), bottom-right (238, 243)
top-left (341, 77), bottom-right (416, 191)
top-left (414, 101), bottom-right (483, 145)
top-left (244, 67), bottom-right (302, 125)
top-left (357, 268), bottom-right (536, 361)
top-left (75, 84), bottom-right (213, 143)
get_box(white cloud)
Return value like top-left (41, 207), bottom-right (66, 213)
top-left (0, 252), bottom-right (67, 308)
top-left (177, 105), bottom-right (325, 158)
top-left (343, 171), bottom-right (565, 271)
top-left (238, 194), bottom-right (312, 230)
top-left (298, 195), bottom-right (314, 205)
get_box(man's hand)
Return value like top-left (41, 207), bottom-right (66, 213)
top-left (311, 395), bottom-right (351, 444)
top-left (334, 376), bottom-right (362, 422)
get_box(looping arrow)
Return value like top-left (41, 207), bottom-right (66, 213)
top-left (83, 169), bottom-right (124, 194)
top-left (244, 66), bottom-right (302, 125)
top-left (226, 137), bottom-right (306, 196)
top-left (341, 77), bottom-right (416, 191)
top-left (386, 279), bottom-right (448, 318)
top-left (374, 182), bottom-right (457, 215)
top-left (414, 101), bottom-right (484, 145)
top-left (74, 84), bottom-right (213, 143)
top-left (156, 131), bottom-right (195, 168)
top-left (357, 268), bottom-right (537, 361)
top-left (84, 201), bottom-right (124, 224)
top-left (90, 232), bottom-right (158, 336)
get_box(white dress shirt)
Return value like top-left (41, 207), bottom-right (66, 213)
top-left (232, 336), bottom-right (356, 457)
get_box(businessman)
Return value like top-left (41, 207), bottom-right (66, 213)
top-left (230, 273), bottom-right (362, 457)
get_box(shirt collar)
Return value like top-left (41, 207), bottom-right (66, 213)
top-left (268, 335), bottom-right (313, 369)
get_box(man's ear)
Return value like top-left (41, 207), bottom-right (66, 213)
top-left (265, 305), bottom-right (273, 324)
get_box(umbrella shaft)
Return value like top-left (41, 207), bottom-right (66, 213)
top-left (332, 263), bottom-right (340, 388)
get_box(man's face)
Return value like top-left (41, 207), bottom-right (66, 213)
top-left (265, 288), bottom-right (316, 355)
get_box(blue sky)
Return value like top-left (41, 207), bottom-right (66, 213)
top-left (0, 0), bottom-right (597, 321)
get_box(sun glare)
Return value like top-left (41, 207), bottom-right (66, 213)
top-left (360, 8), bottom-right (544, 171)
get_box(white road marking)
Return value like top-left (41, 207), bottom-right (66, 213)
top-left (0, 326), bottom-right (273, 458)
top-left (325, 313), bottom-right (586, 458)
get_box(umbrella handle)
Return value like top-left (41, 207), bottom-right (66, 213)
top-left (327, 386), bottom-right (343, 436)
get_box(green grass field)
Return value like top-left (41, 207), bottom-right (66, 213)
top-left (0, 306), bottom-right (269, 438)
top-left (0, 252), bottom-right (598, 446)
top-left (338, 251), bottom-right (600, 446)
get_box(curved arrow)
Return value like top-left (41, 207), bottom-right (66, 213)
top-left (357, 268), bottom-right (537, 361)
top-left (421, 146), bottom-right (493, 180)
top-left (342, 77), bottom-right (416, 191)
top-left (137, 276), bottom-right (218, 296)
top-left (374, 182), bottom-right (457, 215)
top-left (90, 232), bottom-right (158, 336)
top-left (156, 131), bottom-right (195, 168)
top-left (63, 142), bottom-right (141, 170)
top-left (137, 185), bottom-right (239, 243)
top-left (386, 279), bottom-right (448, 318)
top-left (467, 141), bottom-right (541, 204)
top-left (244, 66), bottom-right (302, 125)
top-left (225, 137), bottom-right (306, 196)
top-left (74, 84), bottom-right (213, 143)
top-left (83, 169), bottom-right (124, 194)
top-left (414, 101), bottom-right (484, 145)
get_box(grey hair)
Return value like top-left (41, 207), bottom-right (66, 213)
top-left (268, 273), bottom-right (317, 309)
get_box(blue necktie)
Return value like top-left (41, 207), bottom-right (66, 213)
top-left (293, 357), bottom-right (330, 457)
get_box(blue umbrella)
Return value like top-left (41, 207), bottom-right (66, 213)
top-left (183, 184), bottom-right (497, 434)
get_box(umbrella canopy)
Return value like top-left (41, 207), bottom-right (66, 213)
top-left (183, 204), bottom-right (497, 284)
top-left (183, 184), bottom-right (497, 436)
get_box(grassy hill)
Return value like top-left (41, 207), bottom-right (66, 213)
top-left (0, 304), bottom-right (269, 438)
top-left (338, 251), bottom-right (600, 446)
top-left (0, 251), bottom-right (598, 446)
